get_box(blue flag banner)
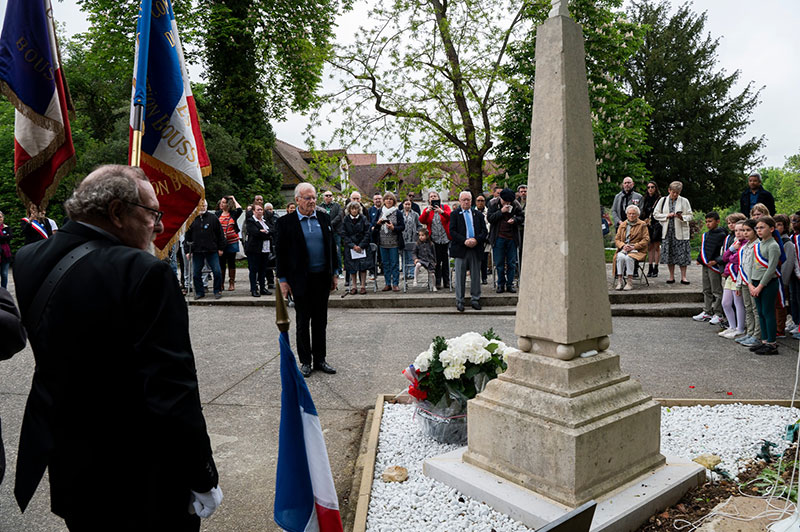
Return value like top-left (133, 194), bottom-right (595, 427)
top-left (0, 0), bottom-right (75, 208)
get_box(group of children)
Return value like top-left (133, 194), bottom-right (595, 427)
top-left (694, 204), bottom-right (800, 355)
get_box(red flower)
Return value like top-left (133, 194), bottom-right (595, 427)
top-left (408, 385), bottom-right (428, 401)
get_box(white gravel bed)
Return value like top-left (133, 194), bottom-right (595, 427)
top-left (366, 402), bottom-right (800, 532)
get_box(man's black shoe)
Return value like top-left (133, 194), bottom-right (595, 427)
top-left (496, 286), bottom-right (505, 294)
top-left (315, 361), bottom-right (337, 374)
top-left (507, 286), bottom-right (517, 293)
top-left (194, 293), bottom-right (205, 300)
top-left (749, 343), bottom-right (766, 352)
top-left (251, 290), bottom-right (261, 297)
top-left (260, 288), bottom-right (272, 295)
top-left (471, 301), bottom-right (481, 311)
top-left (457, 302), bottom-right (465, 312)
top-left (300, 364), bottom-right (312, 377)
top-left (214, 292), bottom-right (222, 299)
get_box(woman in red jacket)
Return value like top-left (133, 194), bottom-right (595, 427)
top-left (419, 191), bottom-right (452, 289)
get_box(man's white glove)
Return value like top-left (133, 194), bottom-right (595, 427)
top-left (190, 485), bottom-right (223, 518)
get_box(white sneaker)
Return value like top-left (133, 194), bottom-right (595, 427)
top-left (722, 329), bottom-right (740, 339)
top-left (718, 327), bottom-right (735, 337)
top-left (623, 280), bottom-right (633, 291)
top-left (692, 312), bottom-right (712, 322)
top-left (614, 278), bottom-right (623, 290)
top-left (709, 315), bottom-right (722, 325)
top-left (789, 325), bottom-right (799, 335)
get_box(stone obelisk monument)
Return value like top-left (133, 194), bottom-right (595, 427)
top-left (461, 1), bottom-right (667, 507)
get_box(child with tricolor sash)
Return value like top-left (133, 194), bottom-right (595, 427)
top-left (789, 212), bottom-right (800, 339)
top-left (692, 212), bottom-right (727, 325)
top-left (774, 215), bottom-right (796, 338)
top-left (718, 214), bottom-right (747, 339)
top-left (735, 219), bottom-right (761, 347)
top-left (747, 216), bottom-right (782, 355)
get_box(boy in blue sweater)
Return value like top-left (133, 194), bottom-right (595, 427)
top-left (693, 212), bottom-right (728, 325)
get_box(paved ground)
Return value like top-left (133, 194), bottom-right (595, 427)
top-left (1, 274), bottom-right (798, 531)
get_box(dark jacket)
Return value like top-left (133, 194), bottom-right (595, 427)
top-left (185, 211), bottom-right (225, 253)
top-left (699, 226), bottom-right (728, 268)
top-left (740, 187), bottom-right (775, 216)
top-left (342, 214), bottom-right (374, 272)
top-left (0, 287), bottom-right (27, 484)
top-left (371, 208), bottom-right (406, 250)
top-left (0, 223), bottom-right (12, 263)
top-left (487, 199), bottom-right (525, 245)
top-left (12, 221), bottom-right (217, 522)
top-left (319, 202), bottom-right (344, 233)
top-left (449, 207), bottom-right (488, 258)
top-left (244, 215), bottom-right (273, 256)
top-left (276, 210), bottom-right (337, 299)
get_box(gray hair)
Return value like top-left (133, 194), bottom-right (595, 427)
top-left (294, 182), bottom-right (315, 200)
top-left (668, 181), bottom-right (683, 193)
top-left (346, 201), bottom-right (362, 214)
top-left (64, 165), bottom-right (147, 221)
top-left (625, 205), bottom-right (640, 215)
top-left (459, 190), bottom-right (472, 200)
top-left (264, 202), bottom-right (273, 210)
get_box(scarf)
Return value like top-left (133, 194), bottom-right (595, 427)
top-left (380, 206), bottom-right (398, 234)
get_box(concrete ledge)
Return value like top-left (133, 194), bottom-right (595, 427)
top-left (424, 447), bottom-right (705, 532)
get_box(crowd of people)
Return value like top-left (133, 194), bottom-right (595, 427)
top-left (610, 171), bottom-right (800, 356)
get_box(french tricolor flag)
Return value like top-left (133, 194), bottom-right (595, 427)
top-left (129, 0), bottom-right (210, 258)
top-left (0, 0), bottom-right (76, 208)
top-left (274, 331), bottom-right (343, 532)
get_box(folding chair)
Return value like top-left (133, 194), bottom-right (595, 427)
top-left (370, 243), bottom-right (380, 292)
top-left (633, 259), bottom-right (649, 287)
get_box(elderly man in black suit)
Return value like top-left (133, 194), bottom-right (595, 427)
top-left (450, 190), bottom-right (488, 312)
top-left (12, 165), bottom-right (221, 530)
top-left (276, 183), bottom-right (339, 378)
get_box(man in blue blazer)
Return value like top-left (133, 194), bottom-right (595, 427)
top-left (276, 183), bottom-right (339, 377)
top-left (449, 190), bottom-right (488, 312)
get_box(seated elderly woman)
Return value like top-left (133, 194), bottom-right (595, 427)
top-left (613, 205), bottom-right (650, 291)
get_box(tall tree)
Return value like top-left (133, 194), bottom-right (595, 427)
top-left (495, 0), bottom-right (651, 206)
top-left (200, 0), bottom-right (347, 203)
top-left (316, 0), bottom-right (531, 199)
top-left (624, 0), bottom-right (764, 212)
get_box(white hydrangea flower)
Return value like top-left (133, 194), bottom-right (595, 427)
top-left (414, 350), bottom-right (432, 372)
top-left (443, 364), bottom-right (466, 380)
top-left (466, 346), bottom-right (492, 364)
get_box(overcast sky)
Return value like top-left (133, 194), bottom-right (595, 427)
top-left (2, 0), bottom-right (797, 168)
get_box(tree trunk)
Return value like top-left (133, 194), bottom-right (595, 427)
top-left (466, 157), bottom-right (484, 204)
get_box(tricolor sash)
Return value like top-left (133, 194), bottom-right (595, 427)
top-left (699, 233), bottom-right (722, 273)
top-left (754, 241), bottom-right (786, 306)
top-left (22, 217), bottom-right (48, 239)
top-left (793, 234), bottom-right (800, 265)
top-left (738, 244), bottom-right (749, 283)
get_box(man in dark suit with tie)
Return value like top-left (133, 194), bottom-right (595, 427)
top-left (276, 183), bottom-right (339, 378)
top-left (449, 190), bottom-right (488, 312)
top-left (12, 165), bottom-right (221, 530)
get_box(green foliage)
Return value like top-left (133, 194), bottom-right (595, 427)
top-left (317, 0), bottom-right (528, 199)
top-left (496, 0), bottom-right (652, 207)
top-left (624, 0), bottom-right (764, 213)
top-left (760, 152), bottom-right (800, 216)
top-left (748, 459), bottom-right (799, 503)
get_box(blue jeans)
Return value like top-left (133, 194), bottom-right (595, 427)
top-left (0, 261), bottom-right (8, 288)
top-left (192, 252), bottom-right (222, 296)
top-left (380, 247), bottom-right (400, 287)
top-left (493, 237), bottom-right (517, 288)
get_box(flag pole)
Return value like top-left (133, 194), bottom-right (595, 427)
top-left (275, 289), bottom-right (290, 333)
top-left (131, 0), bottom-right (153, 168)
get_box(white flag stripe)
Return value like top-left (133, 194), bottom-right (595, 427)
top-left (301, 409), bottom-right (340, 509)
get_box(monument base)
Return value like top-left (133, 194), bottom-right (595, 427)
top-left (425, 448), bottom-right (705, 532)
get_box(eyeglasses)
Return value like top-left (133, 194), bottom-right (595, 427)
top-left (124, 201), bottom-right (163, 225)
top-left (298, 196), bottom-right (316, 202)
top-left (323, 193), bottom-right (333, 197)
top-left (647, 185), bottom-right (656, 189)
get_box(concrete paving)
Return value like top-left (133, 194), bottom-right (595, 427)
top-left (1, 285), bottom-right (799, 531)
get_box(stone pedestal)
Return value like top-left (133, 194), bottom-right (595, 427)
top-left (462, 350), bottom-right (665, 506)
top-left (423, 11), bottom-right (698, 529)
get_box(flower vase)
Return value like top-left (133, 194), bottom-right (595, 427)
top-left (414, 398), bottom-right (468, 445)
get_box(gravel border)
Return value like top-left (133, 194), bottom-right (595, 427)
top-left (366, 402), bottom-right (800, 532)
